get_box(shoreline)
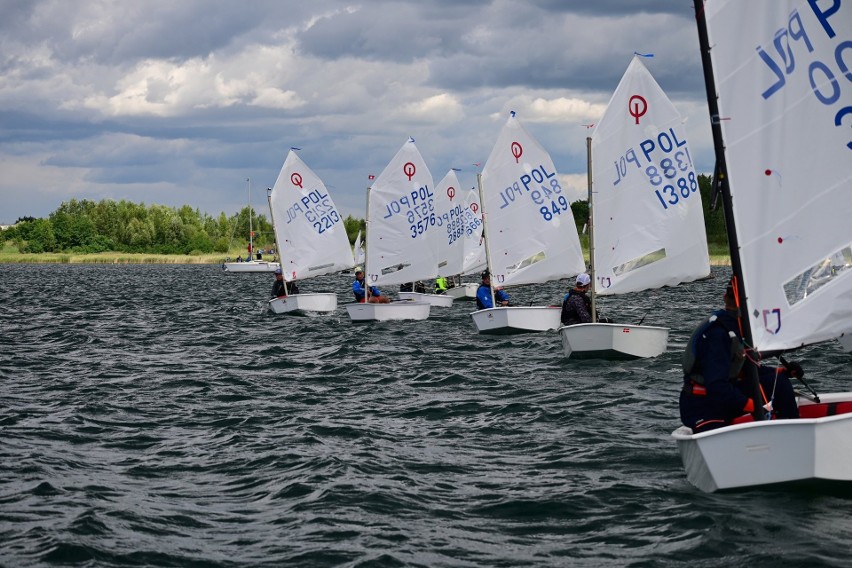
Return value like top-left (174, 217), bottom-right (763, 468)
top-left (0, 253), bottom-right (733, 266)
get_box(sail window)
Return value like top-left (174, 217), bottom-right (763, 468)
top-left (783, 246), bottom-right (852, 305)
top-left (308, 262), bottom-right (334, 272)
top-left (612, 248), bottom-right (667, 277)
top-left (505, 251), bottom-right (545, 275)
top-left (381, 263), bottom-right (409, 276)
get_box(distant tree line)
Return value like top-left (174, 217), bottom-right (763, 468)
top-left (2, 175), bottom-right (724, 255)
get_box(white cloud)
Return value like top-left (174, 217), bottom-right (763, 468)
top-left (492, 96), bottom-right (606, 124)
top-left (395, 93), bottom-right (464, 123)
top-left (250, 87), bottom-right (304, 110)
top-left (559, 173), bottom-right (589, 203)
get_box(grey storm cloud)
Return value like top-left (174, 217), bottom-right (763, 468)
top-left (0, 0), bottom-right (714, 223)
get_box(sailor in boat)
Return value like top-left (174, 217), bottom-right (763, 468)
top-left (475, 271), bottom-right (509, 310)
top-left (679, 281), bottom-right (802, 433)
top-left (271, 268), bottom-right (299, 298)
top-left (397, 265), bottom-right (413, 292)
top-left (353, 270), bottom-right (390, 304)
top-left (560, 273), bottom-right (593, 326)
top-left (434, 275), bottom-right (449, 295)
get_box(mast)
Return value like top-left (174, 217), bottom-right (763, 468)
top-left (364, 185), bottom-right (371, 301)
top-left (586, 136), bottom-right (596, 323)
top-left (476, 172), bottom-right (496, 308)
top-left (247, 177), bottom-right (254, 261)
top-left (267, 187), bottom-right (287, 295)
top-left (693, 0), bottom-right (763, 419)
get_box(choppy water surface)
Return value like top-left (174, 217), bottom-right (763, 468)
top-left (1, 264), bottom-right (850, 567)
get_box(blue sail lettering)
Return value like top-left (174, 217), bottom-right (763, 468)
top-left (834, 105), bottom-right (852, 150)
top-left (808, 0), bottom-right (841, 39)
top-left (774, 28), bottom-right (797, 75)
top-left (301, 189), bottom-right (328, 210)
top-left (668, 128), bottom-right (688, 149)
top-left (499, 185), bottom-right (519, 209)
top-left (788, 10), bottom-right (814, 52)
top-left (520, 165), bottom-right (556, 192)
top-left (286, 203), bottom-right (303, 224)
top-left (758, 44), bottom-right (786, 99)
top-left (809, 61), bottom-right (840, 104)
top-left (613, 159), bottom-right (624, 186)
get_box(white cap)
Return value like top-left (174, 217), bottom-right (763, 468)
top-left (576, 273), bottom-right (591, 286)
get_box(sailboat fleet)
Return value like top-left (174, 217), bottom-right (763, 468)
top-left (247, 0), bottom-right (850, 492)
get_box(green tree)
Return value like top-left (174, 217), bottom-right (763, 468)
top-left (343, 215), bottom-right (366, 244)
top-left (570, 200), bottom-right (589, 233)
top-left (20, 218), bottom-right (57, 253)
top-left (126, 218), bottom-right (154, 250)
top-left (698, 173), bottom-right (728, 247)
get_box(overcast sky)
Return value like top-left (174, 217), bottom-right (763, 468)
top-left (0, 0), bottom-right (714, 224)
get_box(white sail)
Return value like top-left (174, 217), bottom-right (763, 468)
top-left (366, 138), bottom-right (438, 287)
top-left (461, 187), bottom-right (487, 275)
top-left (353, 230), bottom-right (365, 266)
top-left (480, 114), bottom-right (585, 287)
top-left (705, 0), bottom-right (852, 351)
top-left (269, 150), bottom-right (355, 281)
top-left (433, 169), bottom-right (468, 277)
top-left (591, 56), bottom-right (710, 296)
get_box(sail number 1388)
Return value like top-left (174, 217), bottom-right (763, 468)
top-left (651, 167), bottom-right (698, 210)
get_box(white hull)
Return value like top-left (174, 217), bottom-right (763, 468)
top-left (397, 292), bottom-right (454, 307)
top-left (559, 323), bottom-right (669, 360)
top-left (446, 283), bottom-right (479, 300)
top-left (268, 293), bottom-right (337, 315)
top-left (672, 392), bottom-right (852, 493)
top-left (838, 333), bottom-right (852, 353)
top-left (222, 261), bottom-right (280, 273)
top-left (345, 301), bottom-right (431, 322)
top-left (470, 306), bottom-right (561, 335)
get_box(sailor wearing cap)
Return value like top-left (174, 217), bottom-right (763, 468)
top-left (560, 273), bottom-right (593, 326)
top-left (475, 270), bottom-right (510, 310)
top-left (271, 268), bottom-right (299, 297)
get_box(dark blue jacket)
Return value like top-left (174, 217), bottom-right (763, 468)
top-left (476, 284), bottom-right (509, 310)
top-left (679, 309), bottom-right (751, 432)
top-left (561, 289), bottom-right (592, 325)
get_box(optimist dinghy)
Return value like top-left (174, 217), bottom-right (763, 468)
top-left (470, 112), bottom-right (586, 334)
top-left (267, 150), bottom-right (354, 315)
top-left (559, 55), bottom-right (709, 359)
top-left (672, 0), bottom-right (852, 493)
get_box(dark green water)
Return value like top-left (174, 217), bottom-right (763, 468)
top-left (1, 264), bottom-right (850, 567)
